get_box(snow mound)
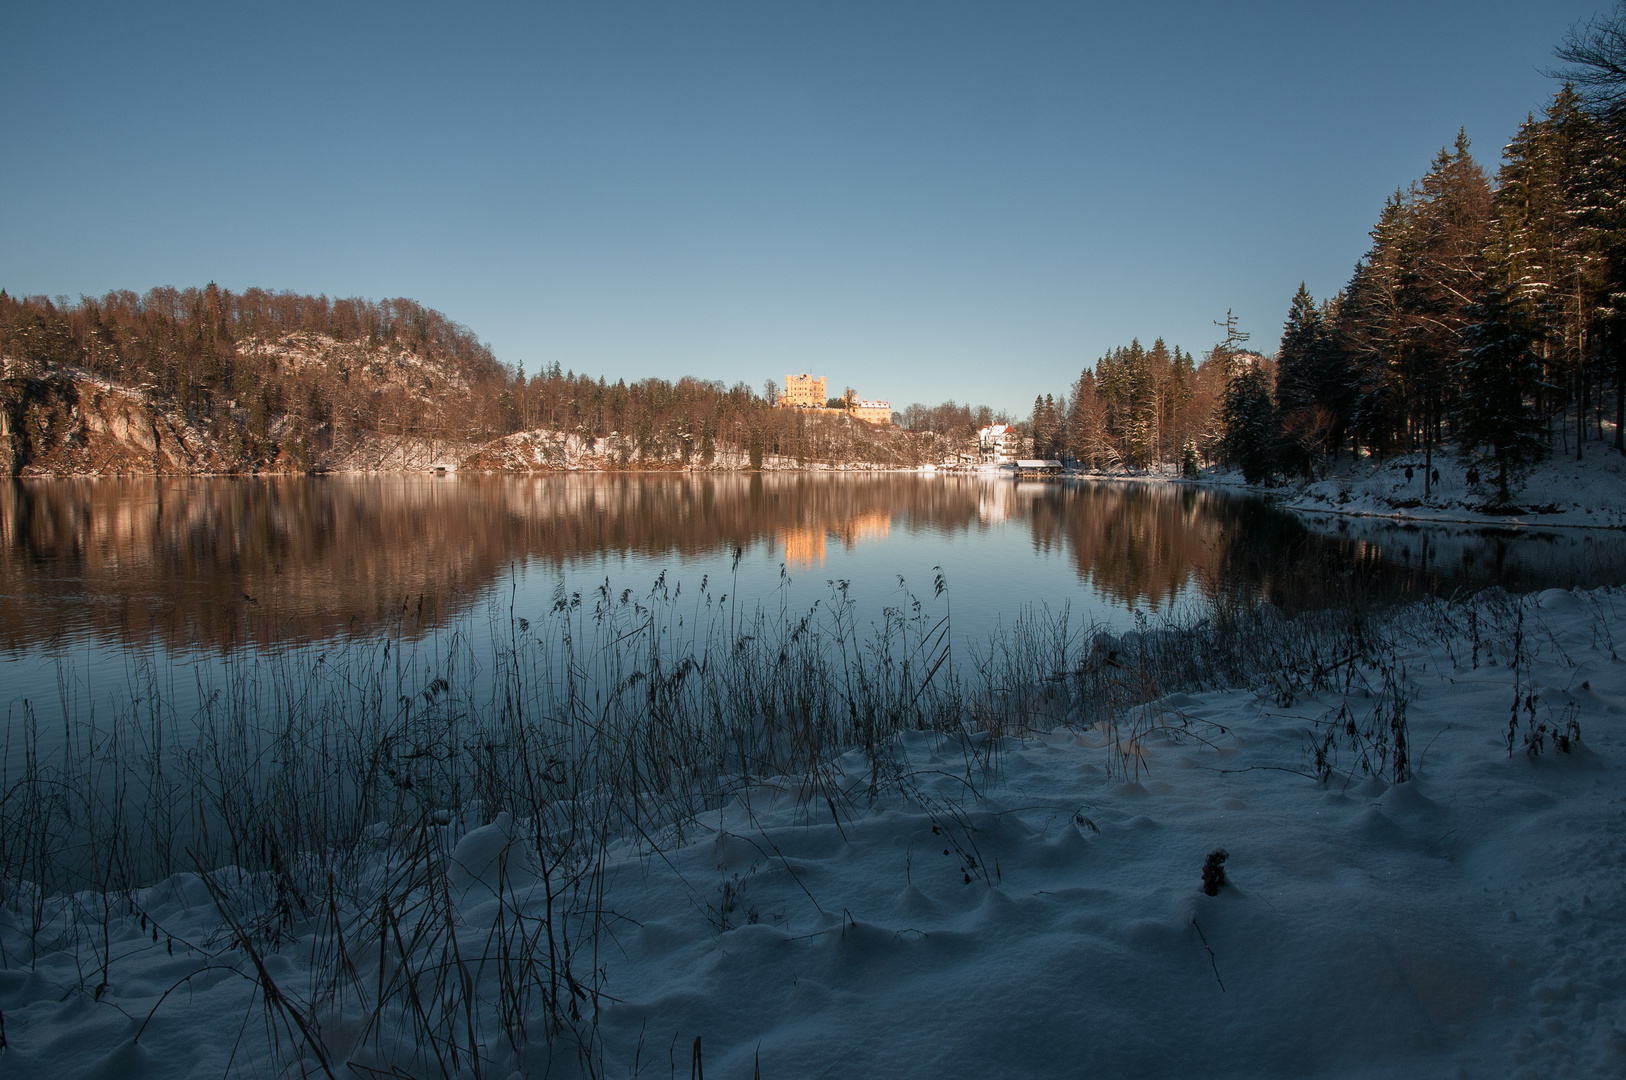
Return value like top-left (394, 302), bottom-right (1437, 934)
top-left (448, 811), bottom-right (539, 900)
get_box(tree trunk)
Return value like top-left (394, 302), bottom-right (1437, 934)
top-left (1423, 408), bottom-right (1433, 499)
top-left (1615, 333), bottom-right (1624, 453)
top-left (1578, 367), bottom-right (1585, 461)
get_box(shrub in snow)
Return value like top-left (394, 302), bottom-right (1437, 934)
top-left (1201, 849), bottom-right (1229, 896)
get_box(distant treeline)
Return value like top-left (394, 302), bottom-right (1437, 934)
top-left (1056, 337), bottom-right (1219, 471)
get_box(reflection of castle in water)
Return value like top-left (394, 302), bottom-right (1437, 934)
top-left (780, 525), bottom-right (825, 567)
top-left (779, 509), bottom-right (891, 567)
top-left (0, 475), bottom-right (935, 652)
top-left (5, 474), bottom-right (1621, 654)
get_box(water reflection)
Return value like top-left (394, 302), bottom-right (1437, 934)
top-left (3, 474), bottom-right (1624, 656)
top-left (782, 510), bottom-right (892, 568)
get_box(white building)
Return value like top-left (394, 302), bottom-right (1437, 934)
top-left (978, 424), bottom-right (1013, 464)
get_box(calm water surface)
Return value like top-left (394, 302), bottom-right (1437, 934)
top-left (5, 473), bottom-right (1624, 724)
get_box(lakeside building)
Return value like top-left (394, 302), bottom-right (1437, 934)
top-left (978, 424), bottom-right (1014, 464)
top-left (782, 373), bottom-right (827, 409)
top-left (1013, 459), bottom-right (1063, 477)
top-left (852, 399), bottom-right (891, 425)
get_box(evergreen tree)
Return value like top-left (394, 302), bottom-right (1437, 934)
top-left (1588, 106), bottom-right (1626, 450)
top-left (1045, 393), bottom-right (1065, 458)
top-left (1029, 395), bottom-right (1051, 459)
top-left (1275, 284), bottom-right (1323, 418)
top-left (1498, 88), bottom-right (1608, 458)
top-left (1458, 269), bottom-right (1547, 502)
top-left (1411, 131), bottom-right (1494, 490)
top-left (1275, 284), bottom-right (1330, 477)
top-left (1163, 344), bottom-right (1196, 459)
top-left (1066, 370), bottom-right (1107, 468)
top-left (1315, 293), bottom-right (1357, 458)
top-left (1554, 6), bottom-right (1626, 449)
top-left (1222, 360), bottom-right (1278, 483)
top-left (1338, 191), bottom-right (1419, 458)
top-left (1095, 345), bottom-right (1133, 463)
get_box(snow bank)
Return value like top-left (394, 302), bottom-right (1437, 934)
top-left (1279, 448), bottom-right (1626, 530)
top-left (5, 591), bottom-right (1626, 1078)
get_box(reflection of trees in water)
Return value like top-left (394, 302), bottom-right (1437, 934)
top-left (1200, 501), bottom-right (1395, 613)
top-left (0, 478), bottom-right (499, 651)
top-left (1024, 482), bottom-right (1235, 610)
top-left (1025, 482), bottom-right (1626, 614)
top-left (0, 475), bottom-right (990, 652)
top-left (8, 475), bottom-right (1624, 654)
top-left (1286, 515), bottom-right (1626, 605)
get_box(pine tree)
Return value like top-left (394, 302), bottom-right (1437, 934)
top-left (1458, 269), bottom-right (1547, 503)
top-left (1315, 293), bottom-right (1357, 458)
top-left (1411, 131), bottom-right (1494, 491)
top-left (1066, 370), bottom-right (1107, 468)
top-left (1276, 285), bottom-right (1322, 420)
top-left (1222, 360), bottom-right (1278, 484)
top-left (1275, 284), bottom-right (1330, 477)
top-left (1163, 345), bottom-right (1196, 460)
top-left (1498, 88), bottom-right (1612, 459)
top-left (1096, 346), bottom-right (1133, 464)
top-left (1338, 191), bottom-right (1418, 458)
top-left (1552, 5), bottom-right (1626, 453)
top-left (1029, 395), bottom-right (1051, 459)
top-left (1126, 344), bottom-right (1157, 466)
top-left (1588, 105), bottom-right (1626, 450)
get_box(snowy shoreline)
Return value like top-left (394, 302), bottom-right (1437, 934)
top-left (4, 586), bottom-right (1626, 1078)
top-left (1060, 446), bottom-right (1626, 534)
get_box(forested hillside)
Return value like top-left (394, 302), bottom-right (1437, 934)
top-left (0, 286), bottom-right (515, 473)
top-left (0, 287), bottom-right (998, 474)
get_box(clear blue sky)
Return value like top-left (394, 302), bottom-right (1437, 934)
top-left (0, 1), bottom-right (1605, 414)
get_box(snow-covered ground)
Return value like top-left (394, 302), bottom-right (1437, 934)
top-left (5, 589), bottom-right (1626, 1078)
top-left (1274, 447), bottom-right (1626, 530)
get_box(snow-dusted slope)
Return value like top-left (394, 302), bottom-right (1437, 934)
top-left (4, 590), bottom-right (1626, 1078)
top-left (1280, 448), bottom-right (1626, 530)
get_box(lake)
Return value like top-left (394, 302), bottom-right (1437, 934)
top-left (5, 472), bottom-right (1625, 730)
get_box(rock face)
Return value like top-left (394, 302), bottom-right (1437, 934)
top-left (1, 375), bottom-right (217, 476)
top-left (0, 363), bottom-right (934, 476)
top-left (0, 400), bottom-right (13, 476)
top-left (0, 327), bottom-right (497, 476)
top-left (0, 373), bottom-right (533, 476)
